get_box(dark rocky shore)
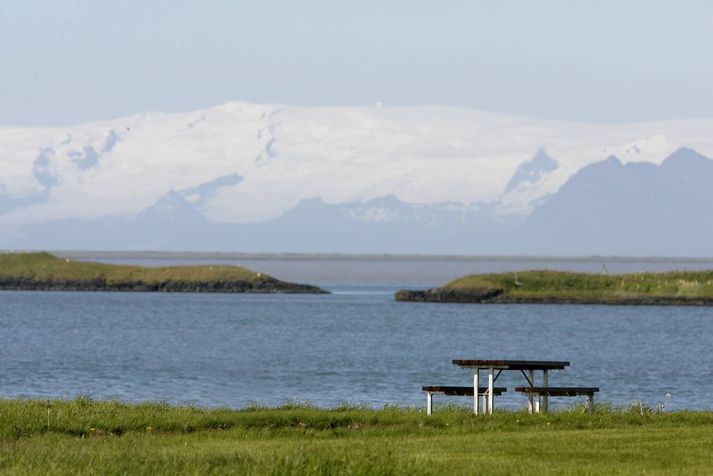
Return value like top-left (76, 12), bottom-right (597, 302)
top-left (395, 288), bottom-right (713, 306)
top-left (0, 277), bottom-right (328, 294)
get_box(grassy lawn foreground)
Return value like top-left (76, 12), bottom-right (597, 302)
top-left (2, 399), bottom-right (713, 474)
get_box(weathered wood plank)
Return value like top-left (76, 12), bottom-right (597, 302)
top-left (453, 359), bottom-right (570, 370)
top-left (515, 386), bottom-right (599, 396)
top-left (422, 386), bottom-right (507, 396)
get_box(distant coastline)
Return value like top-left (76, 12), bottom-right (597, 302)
top-left (31, 250), bottom-right (713, 263)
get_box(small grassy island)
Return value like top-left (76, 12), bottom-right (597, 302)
top-left (396, 270), bottom-right (713, 305)
top-left (0, 252), bottom-right (327, 294)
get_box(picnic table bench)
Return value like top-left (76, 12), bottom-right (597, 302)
top-left (422, 386), bottom-right (507, 415)
top-left (515, 387), bottom-right (599, 413)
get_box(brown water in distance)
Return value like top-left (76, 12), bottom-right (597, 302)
top-left (63, 254), bottom-right (713, 287)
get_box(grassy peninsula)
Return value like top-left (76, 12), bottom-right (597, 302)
top-left (0, 252), bottom-right (326, 294)
top-left (2, 399), bottom-right (713, 474)
top-left (396, 270), bottom-right (713, 305)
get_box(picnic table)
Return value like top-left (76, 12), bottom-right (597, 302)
top-left (452, 359), bottom-right (570, 415)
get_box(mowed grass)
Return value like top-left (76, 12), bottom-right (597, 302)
top-left (444, 269), bottom-right (713, 300)
top-left (0, 252), bottom-right (264, 284)
top-left (2, 399), bottom-right (713, 474)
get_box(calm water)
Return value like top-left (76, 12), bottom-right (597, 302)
top-left (2, 264), bottom-right (713, 411)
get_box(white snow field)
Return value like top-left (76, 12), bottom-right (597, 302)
top-left (1, 101), bottom-right (713, 231)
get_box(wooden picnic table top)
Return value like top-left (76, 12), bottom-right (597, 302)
top-left (452, 359), bottom-right (570, 370)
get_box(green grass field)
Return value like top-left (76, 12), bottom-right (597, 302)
top-left (2, 399), bottom-right (713, 474)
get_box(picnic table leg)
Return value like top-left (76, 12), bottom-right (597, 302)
top-left (487, 367), bottom-right (494, 415)
top-left (587, 393), bottom-right (594, 413)
top-left (473, 369), bottom-right (479, 415)
top-left (426, 392), bottom-right (433, 416)
top-left (526, 370), bottom-right (533, 414)
top-left (542, 370), bottom-right (549, 413)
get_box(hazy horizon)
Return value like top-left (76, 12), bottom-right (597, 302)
top-left (3, 1), bottom-right (713, 126)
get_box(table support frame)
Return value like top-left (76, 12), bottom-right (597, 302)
top-left (487, 368), bottom-right (494, 415)
top-left (457, 360), bottom-right (565, 417)
top-left (473, 370), bottom-right (479, 415)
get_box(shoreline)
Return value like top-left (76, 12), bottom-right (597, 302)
top-left (0, 252), bottom-right (329, 294)
top-left (0, 277), bottom-right (328, 294)
top-left (395, 269), bottom-right (713, 306)
top-left (395, 289), bottom-right (713, 306)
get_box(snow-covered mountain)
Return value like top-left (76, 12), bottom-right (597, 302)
top-left (2, 101), bottom-right (713, 254)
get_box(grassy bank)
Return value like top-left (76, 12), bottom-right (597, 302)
top-left (396, 270), bottom-right (713, 305)
top-left (0, 252), bottom-right (326, 293)
top-left (2, 399), bottom-right (713, 474)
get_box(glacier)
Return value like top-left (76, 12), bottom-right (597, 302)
top-left (2, 101), bottom-right (713, 254)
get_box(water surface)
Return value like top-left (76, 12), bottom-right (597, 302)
top-left (2, 282), bottom-right (712, 411)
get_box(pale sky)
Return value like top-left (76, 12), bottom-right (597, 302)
top-left (2, 0), bottom-right (713, 126)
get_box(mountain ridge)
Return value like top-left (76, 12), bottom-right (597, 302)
top-left (2, 102), bottom-right (713, 254)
